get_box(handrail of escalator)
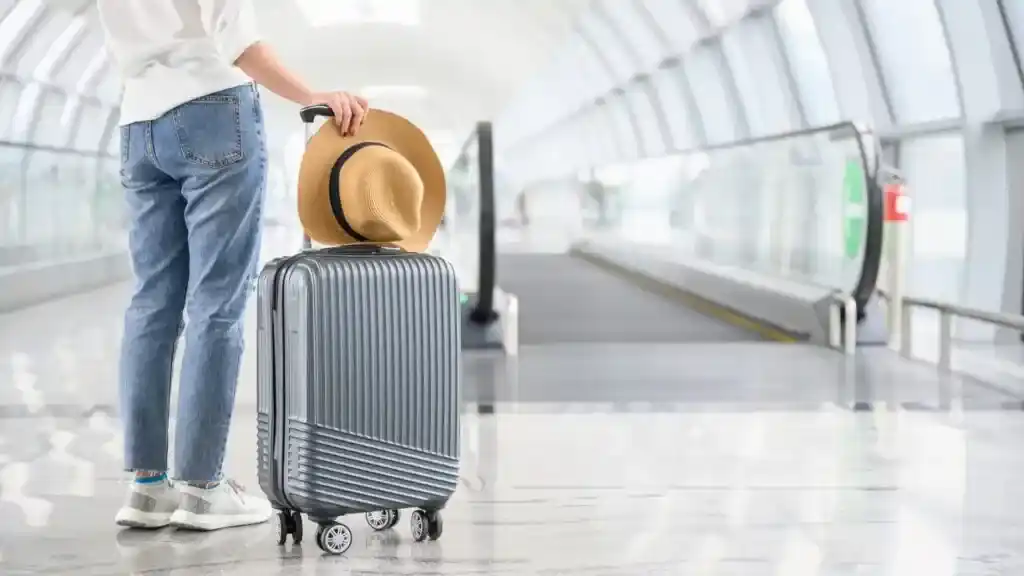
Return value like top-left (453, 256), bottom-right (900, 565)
top-left (472, 122), bottom-right (497, 324)
top-left (673, 120), bottom-right (882, 320)
top-left (450, 121), bottom-right (498, 325)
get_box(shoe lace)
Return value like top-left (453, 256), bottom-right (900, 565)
top-left (224, 478), bottom-right (247, 494)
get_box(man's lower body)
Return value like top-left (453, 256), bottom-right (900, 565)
top-left (114, 83), bottom-right (272, 531)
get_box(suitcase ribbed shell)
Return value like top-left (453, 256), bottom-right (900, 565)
top-left (256, 250), bottom-right (460, 517)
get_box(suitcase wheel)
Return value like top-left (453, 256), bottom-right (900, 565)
top-left (291, 511), bottom-right (304, 544)
top-left (275, 510), bottom-right (303, 545)
top-left (410, 509), bottom-right (443, 542)
top-left (365, 509), bottom-right (401, 531)
top-left (274, 513), bottom-right (287, 545)
top-left (316, 522), bottom-right (353, 556)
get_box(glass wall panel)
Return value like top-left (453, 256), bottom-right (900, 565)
top-left (721, 18), bottom-right (796, 136)
top-left (602, 0), bottom-right (666, 70)
top-left (0, 78), bottom-right (22, 138)
top-left (568, 31), bottom-right (615, 98)
top-left (557, 115), bottom-right (584, 171)
top-left (92, 67), bottom-right (121, 105)
top-left (895, 133), bottom-right (969, 352)
top-left (579, 11), bottom-right (635, 84)
top-left (643, 0), bottom-right (702, 53)
top-left (686, 46), bottom-right (741, 143)
top-left (1005, 0), bottom-right (1024, 60)
top-left (605, 95), bottom-right (639, 161)
top-left (60, 93), bottom-right (81, 131)
top-left (577, 124), bottom-right (877, 292)
top-left (106, 127), bottom-right (119, 157)
top-left (582, 106), bottom-right (617, 166)
top-left (570, 111), bottom-right (603, 169)
top-left (900, 133), bottom-right (967, 304)
top-left (695, 0), bottom-right (750, 28)
top-left (0, 0), bottom-right (43, 69)
top-left (10, 9), bottom-right (68, 77)
top-left (72, 101), bottom-right (106, 152)
top-left (95, 156), bottom-right (127, 250)
top-left (545, 55), bottom-right (584, 121)
top-left (32, 16), bottom-right (84, 81)
top-left (774, 0), bottom-right (840, 126)
top-left (29, 87), bottom-right (67, 147)
top-left (651, 66), bottom-right (699, 150)
top-left (9, 81), bottom-right (39, 142)
top-left (0, 143), bottom-right (123, 270)
top-left (860, 0), bottom-right (961, 123)
top-left (0, 144), bottom-right (22, 254)
top-left (53, 30), bottom-right (99, 88)
top-left (625, 83), bottom-right (665, 157)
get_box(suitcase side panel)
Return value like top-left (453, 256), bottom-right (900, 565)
top-left (255, 257), bottom-right (292, 509)
top-left (281, 253), bottom-right (461, 514)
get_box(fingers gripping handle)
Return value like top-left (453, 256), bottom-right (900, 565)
top-left (299, 104), bottom-right (334, 123)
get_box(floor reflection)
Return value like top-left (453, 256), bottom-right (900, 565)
top-left (2, 404), bottom-right (1024, 574)
top-left (3, 279), bottom-right (1024, 574)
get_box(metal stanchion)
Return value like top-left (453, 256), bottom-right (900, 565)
top-left (881, 172), bottom-right (910, 351)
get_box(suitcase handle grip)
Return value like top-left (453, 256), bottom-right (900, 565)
top-left (322, 244), bottom-right (404, 256)
top-left (299, 104), bottom-right (334, 123)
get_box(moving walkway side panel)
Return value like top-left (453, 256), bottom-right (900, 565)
top-left (576, 121), bottom-right (884, 343)
top-left (670, 120), bottom-right (883, 320)
top-left (497, 253), bottom-right (765, 345)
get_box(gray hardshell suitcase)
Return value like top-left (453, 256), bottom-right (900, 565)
top-left (256, 244), bottom-right (461, 555)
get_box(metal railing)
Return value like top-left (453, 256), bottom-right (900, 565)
top-left (829, 292), bottom-right (858, 356)
top-left (878, 289), bottom-right (1024, 370)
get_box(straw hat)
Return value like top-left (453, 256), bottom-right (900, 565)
top-left (297, 109), bottom-right (446, 252)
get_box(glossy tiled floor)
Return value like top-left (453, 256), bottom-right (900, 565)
top-left (3, 278), bottom-right (1024, 574)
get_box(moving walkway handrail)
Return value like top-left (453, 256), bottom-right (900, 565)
top-left (876, 288), bottom-right (1024, 370)
top-left (451, 121), bottom-right (498, 325)
top-left (669, 121), bottom-right (883, 320)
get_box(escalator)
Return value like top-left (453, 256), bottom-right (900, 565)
top-left (498, 253), bottom-right (764, 344)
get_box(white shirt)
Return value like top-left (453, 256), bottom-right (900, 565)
top-left (96, 0), bottom-right (261, 125)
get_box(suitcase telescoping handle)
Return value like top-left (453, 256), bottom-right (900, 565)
top-left (299, 105), bottom-right (336, 250)
top-left (300, 104), bottom-right (335, 124)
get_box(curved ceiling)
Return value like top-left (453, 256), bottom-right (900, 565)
top-left (251, 0), bottom-right (590, 154)
top-left (30, 0), bottom-right (590, 162)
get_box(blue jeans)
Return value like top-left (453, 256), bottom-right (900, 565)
top-left (118, 84), bottom-right (267, 483)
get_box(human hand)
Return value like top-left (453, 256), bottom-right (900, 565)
top-left (305, 91), bottom-right (369, 136)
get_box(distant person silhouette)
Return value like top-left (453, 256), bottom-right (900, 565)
top-left (97, 0), bottom-right (369, 531)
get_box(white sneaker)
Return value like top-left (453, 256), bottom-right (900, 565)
top-left (115, 477), bottom-right (181, 529)
top-left (169, 479), bottom-right (272, 531)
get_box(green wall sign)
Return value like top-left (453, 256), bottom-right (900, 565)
top-left (842, 160), bottom-right (867, 260)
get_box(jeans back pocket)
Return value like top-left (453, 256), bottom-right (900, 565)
top-left (172, 89), bottom-right (244, 168)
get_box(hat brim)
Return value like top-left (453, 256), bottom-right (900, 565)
top-left (297, 109), bottom-right (446, 253)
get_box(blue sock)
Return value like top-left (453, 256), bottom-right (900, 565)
top-left (135, 472), bottom-right (167, 485)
